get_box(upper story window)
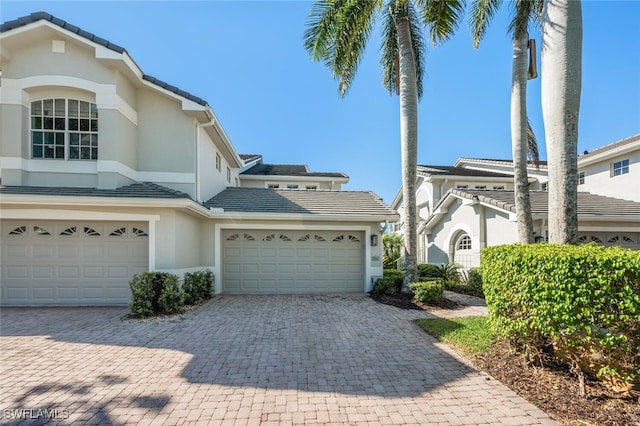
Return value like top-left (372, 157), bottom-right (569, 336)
top-left (612, 159), bottom-right (629, 177)
top-left (31, 99), bottom-right (98, 160)
top-left (306, 185), bottom-right (317, 190)
top-left (456, 234), bottom-right (472, 250)
top-left (456, 184), bottom-right (468, 189)
top-left (215, 153), bottom-right (221, 171)
top-left (226, 166), bottom-right (231, 182)
top-left (267, 184), bottom-right (279, 189)
top-left (493, 185), bottom-right (505, 190)
top-left (474, 185), bottom-right (486, 190)
top-left (578, 172), bottom-right (585, 185)
top-left (287, 184), bottom-right (299, 189)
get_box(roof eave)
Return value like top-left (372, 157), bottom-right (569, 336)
top-left (204, 211), bottom-right (399, 222)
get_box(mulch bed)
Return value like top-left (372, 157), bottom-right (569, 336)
top-left (370, 291), bottom-right (640, 426)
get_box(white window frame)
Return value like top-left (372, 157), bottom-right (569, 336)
top-left (31, 98), bottom-right (98, 161)
top-left (611, 159), bottom-right (629, 177)
top-left (578, 171), bottom-right (585, 185)
top-left (215, 153), bottom-right (221, 171)
top-left (226, 166), bottom-right (231, 182)
top-left (456, 234), bottom-right (472, 250)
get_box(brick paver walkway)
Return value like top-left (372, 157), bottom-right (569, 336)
top-left (0, 294), bottom-right (556, 425)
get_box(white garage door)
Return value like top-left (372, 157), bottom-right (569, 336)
top-left (222, 230), bottom-right (364, 294)
top-left (578, 232), bottom-right (640, 250)
top-left (1, 220), bottom-right (149, 306)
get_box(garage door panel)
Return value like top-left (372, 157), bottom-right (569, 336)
top-left (222, 229), bottom-right (364, 294)
top-left (1, 220), bottom-right (148, 306)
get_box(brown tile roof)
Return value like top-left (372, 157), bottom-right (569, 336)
top-left (204, 188), bottom-right (397, 218)
top-left (418, 165), bottom-right (513, 178)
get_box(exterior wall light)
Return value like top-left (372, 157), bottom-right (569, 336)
top-left (371, 234), bottom-right (378, 246)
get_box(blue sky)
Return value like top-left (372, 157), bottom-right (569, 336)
top-left (2, 1), bottom-right (639, 203)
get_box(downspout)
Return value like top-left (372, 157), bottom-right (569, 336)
top-left (196, 117), bottom-right (216, 202)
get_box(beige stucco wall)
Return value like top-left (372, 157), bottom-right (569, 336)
top-left (484, 209), bottom-right (518, 246)
top-left (579, 149), bottom-right (640, 202)
top-left (198, 127), bottom-right (229, 202)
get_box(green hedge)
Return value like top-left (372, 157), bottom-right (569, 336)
top-left (129, 272), bottom-right (182, 317)
top-left (482, 244), bottom-right (640, 390)
top-left (409, 280), bottom-right (444, 304)
top-left (183, 269), bottom-right (214, 305)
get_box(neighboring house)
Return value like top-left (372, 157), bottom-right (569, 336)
top-left (391, 133), bottom-right (640, 267)
top-left (0, 12), bottom-right (397, 306)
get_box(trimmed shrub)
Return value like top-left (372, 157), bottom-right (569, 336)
top-left (128, 272), bottom-right (182, 317)
top-left (383, 269), bottom-right (404, 293)
top-left (417, 263), bottom-right (440, 279)
top-left (482, 244), bottom-right (640, 393)
top-left (372, 277), bottom-right (399, 295)
top-left (409, 280), bottom-right (444, 304)
top-left (158, 274), bottom-right (184, 315)
top-left (183, 269), bottom-right (214, 305)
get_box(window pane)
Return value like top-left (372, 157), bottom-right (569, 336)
top-left (43, 99), bottom-right (53, 116)
top-left (55, 118), bottom-right (65, 130)
top-left (32, 131), bottom-right (43, 144)
top-left (91, 147), bottom-right (98, 159)
top-left (90, 103), bottom-right (98, 118)
top-left (55, 132), bottom-right (64, 146)
top-left (44, 145), bottom-right (54, 158)
top-left (32, 117), bottom-right (42, 129)
top-left (32, 100), bottom-right (42, 116)
top-left (69, 146), bottom-right (79, 159)
top-left (80, 119), bottom-right (89, 131)
top-left (70, 133), bottom-right (79, 145)
top-left (44, 132), bottom-right (54, 145)
top-left (33, 145), bottom-right (43, 158)
top-left (80, 147), bottom-right (90, 159)
top-left (55, 146), bottom-right (64, 158)
top-left (68, 100), bottom-right (78, 117)
top-left (90, 119), bottom-right (98, 132)
top-left (79, 101), bottom-right (89, 118)
top-left (81, 134), bottom-right (91, 146)
top-left (54, 99), bottom-right (65, 116)
top-left (43, 117), bottom-right (53, 129)
top-left (69, 118), bottom-right (78, 131)
top-left (91, 134), bottom-right (98, 146)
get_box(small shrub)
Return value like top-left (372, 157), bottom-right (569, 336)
top-left (436, 263), bottom-right (464, 284)
top-left (158, 274), bottom-right (184, 314)
top-left (183, 269), bottom-right (214, 305)
top-left (417, 263), bottom-right (440, 279)
top-left (409, 280), bottom-right (444, 304)
top-left (466, 267), bottom-right (483, 295)
top-left (128, 272), bottom-right (182, 317)
top-left (383, 269), bottom-right (404, 293)
top-left (372, 277), bottom-right (398, 295)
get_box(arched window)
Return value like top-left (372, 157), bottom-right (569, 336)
top-left (31, 99), bottom-right (98, 160)
top-left (456, 235), bottom-right (472, 250)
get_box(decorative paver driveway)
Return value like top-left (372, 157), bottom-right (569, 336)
top-left (0, 295), bottom-right (556, 425)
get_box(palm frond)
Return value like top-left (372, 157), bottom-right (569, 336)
top-left (304, 0), bottom-right (345, 61)
top-left (381, 1), bottom-right (399, 95)
top-left (469, 0), bottom-right (501, 48)
top-left (527, 119), bottom-right (540, 168)
top-left (407, 2), bottom-right (427, 99)
top-left (417, 0), bottom-right (465, 45)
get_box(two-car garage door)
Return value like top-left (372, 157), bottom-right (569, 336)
top-left (1, 220), bottom-right (149, 306)
top-left (222, 230), bottom-right (365, 294)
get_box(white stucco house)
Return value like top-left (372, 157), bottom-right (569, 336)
top-left (0, 12), bottom-right (398, 306)
top-left (392, 134), bottom-right (640, 268)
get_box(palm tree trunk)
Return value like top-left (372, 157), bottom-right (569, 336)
top-left (541, 0), bottom-right (582, 244)
top-left (511, 34), bottom-right (535, 243)
top-left (397, 15), bottom-right (419, 287)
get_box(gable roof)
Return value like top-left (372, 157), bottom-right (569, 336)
top-left (239, 154), bottom-right (263, 164)
top-left (0, 11), bottom-right (208, 107)
top-left (241, 164), bottom-right (348, 179)
top-left (0, 182), bottom-right (192, 199)
top-left (578, 133), bottom-right (640, 165)
top-left (204, 188), bottom-right (397, 220)
top-left (417, 165), bottom-right (513, 178)
top-left (454, 158), bottom-right (548, 168)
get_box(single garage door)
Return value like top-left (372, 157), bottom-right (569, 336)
top-left (222, 230), bottom-right (364, 294)
top-left (1, 220), bottom-right (149, 306)
top-left (578, 232), bottom-right (640, 250)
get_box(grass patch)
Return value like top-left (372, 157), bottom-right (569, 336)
top-left (414, 316), bottom-right (494, 355)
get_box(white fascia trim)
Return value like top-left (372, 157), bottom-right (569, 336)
top-left (211, 212), bottom-right (399, 222)
top-left (577, 215), bottom-right (640, 222)
top-left (579, 225), bottom-right (640, 232)
top-left (1, 76), bottom-right (138, 125)
top-left (578, 140), bottom-right (640, 167)
top-left (213, 223), bottom-right (374, 294)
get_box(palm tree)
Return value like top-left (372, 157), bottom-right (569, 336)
top-left (541, 0), bottom-right (582, 244)
top-left (470, 0), bottom-right (543, 244)
top-left (304, 0), bottom-right (464, 286)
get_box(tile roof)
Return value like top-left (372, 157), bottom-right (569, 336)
top-left (1, 12), bottom-right (208, 107)
top-left (241, 164), bottom-right (348, 179)
top-left (204, 188), bottom-right (397, 218)
top-left (456, 158), bottom-right (548, 167)
top-left (0, 182), bottom-right (192, 199)
top-left (452, 189), bottom-right (640, 217)
top-left (239, 154), bottom-right (262, 163)
top-left (417, 165), bottom-right (514, 178)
